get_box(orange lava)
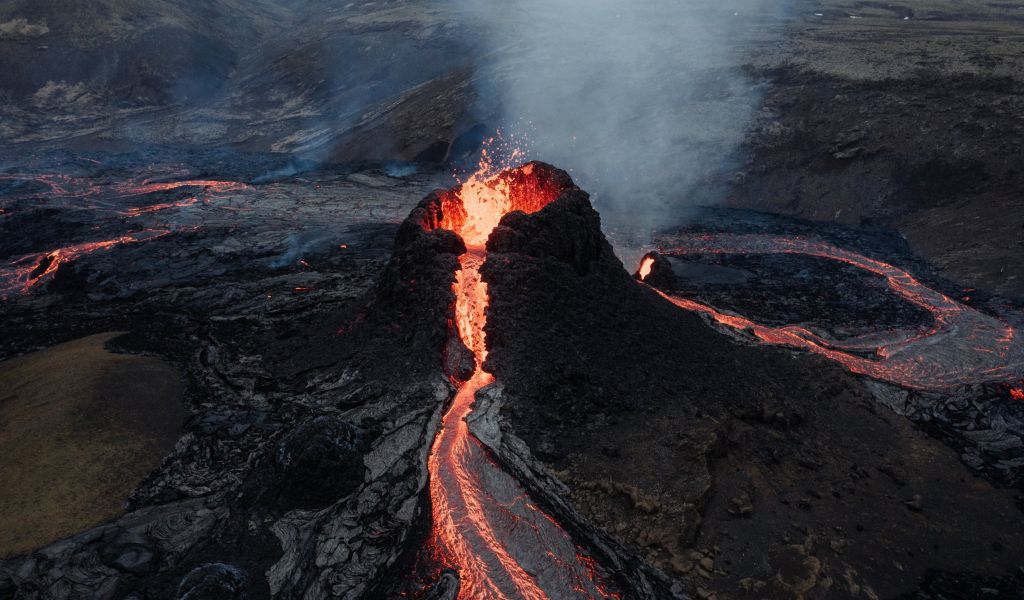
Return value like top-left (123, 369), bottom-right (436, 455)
top-left (1, 172), bottom-right (248, 234)
top-left (649, 233), bottom-right (1024, 391)
top-left (1, 230), bottom-right (171, 298)
top-left (637, 256), bottom-right (655, 281)
top-left (1011, 387), bottom-right (1024, 401)
top-left (424, 159), bottom-right (614, 598)
top-left (120, 197), bottom-right (200, 217)
top-left (0, 172), bottom-right (244, 201)
top-left (119, 179), bottom-right (248, 196)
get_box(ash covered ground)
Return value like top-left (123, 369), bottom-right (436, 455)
top-left (2, 1), bottom-right (1024, 600)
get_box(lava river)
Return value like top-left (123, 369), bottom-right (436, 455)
top-left (640, 233), bottom-right (1024, 391)
top-left (425, 163), bottom-right (615, 599)
top-left (1, 171), bottom-right (248, 298)
top-left (0, 229), bottom-right (172, 299)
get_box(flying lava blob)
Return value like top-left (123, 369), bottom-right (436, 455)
top-left (419, 158), bottom-right (617, 599)
top-left (640, 233), bottom-right (1024, 391)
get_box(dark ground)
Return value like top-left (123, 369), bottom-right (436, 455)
top-left (1, 0), bottom-right (1024, 599)
top-left (730, 0), bottom-right (1024, 300)
top-left (482, 188), bottom-right (1024, 600)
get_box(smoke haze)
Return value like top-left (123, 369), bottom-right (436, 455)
top-left (458, 0), bottom-right (767, 225)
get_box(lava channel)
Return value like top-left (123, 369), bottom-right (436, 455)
top-left (0, 229), bottom-right (171, 298)
top-left (641, 233), bottom-right (1024, 391)
top-left (0, 171), bottom-right (246, 217)
top-left (424, 162), bottom-right (616, 599)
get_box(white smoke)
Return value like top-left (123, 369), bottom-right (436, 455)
top-left (457, 0), bottom-right (767, 226)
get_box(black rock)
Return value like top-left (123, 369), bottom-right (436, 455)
top-left (99, 542), bottom-right (160, 575)
top-left (421, 570), bottom-right (460, 600)
top-left (176, 563), bottom-right (247, 600)
top-left (488, 188), bottom-right (617, 274)
top-left (273, 415), bottom-right (368, 509)
top-left (634, 251), bottom-right (678, 291)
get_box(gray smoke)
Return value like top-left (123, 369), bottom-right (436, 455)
top-left (458, 0), bottom-right (767, 227)
top-left (267, 230), bottom-right (338, 269)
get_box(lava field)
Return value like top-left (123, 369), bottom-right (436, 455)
top-left (1, 154), bottom-right (1023, 599)
top-left (3, 1), bottom-right (1024, 599)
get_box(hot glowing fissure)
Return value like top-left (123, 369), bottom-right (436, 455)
top-left (425, 163), bottom-right (613, 599)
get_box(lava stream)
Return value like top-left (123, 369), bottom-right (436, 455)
top-left (426, 163), bottom-right (614, 599)
top-left (643, 233), bottom-right (1024, 390)
top-left (1, 171), bottom-right (246, 217)
top-left (0, 230), bottom-right (170, 298)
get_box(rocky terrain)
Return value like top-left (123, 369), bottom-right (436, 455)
top-left (0, 149), bottom-right (456, 598)
top-left (2, 0), bottom-right (1024, 599)
top-left (4, 0), bottom-right (1018, 299)
top-left (0, 0), bottom-right (474, 162)
top-left (481, 186), bottom-right (1024, 600)
top-left (730, 0), bottom-right (1024, 299)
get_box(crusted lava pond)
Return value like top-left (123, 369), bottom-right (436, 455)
top-left (2, 158), bottom-right (1024, 600)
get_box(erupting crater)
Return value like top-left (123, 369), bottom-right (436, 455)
top-left (416, 161), bottom-right (616, 599)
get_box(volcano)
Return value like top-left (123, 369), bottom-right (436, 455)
top-left (2, 160), bottom-right (1024, 600)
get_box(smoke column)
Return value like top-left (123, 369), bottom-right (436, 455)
top-left (458, 0), bottom-right (766, 227)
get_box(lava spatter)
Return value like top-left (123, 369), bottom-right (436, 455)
top-left (643, 233), bottom-right (1024, 391)
top-left (422, 160), bottom-right (616, 599)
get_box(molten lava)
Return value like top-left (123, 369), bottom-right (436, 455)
top-left (1, 230), bottom-right (171, 298)
top-left (424, 161), bottom-right (615, 599)
top-left (118, 179), bottom-right (248, 197)
top-left (637, 256), bottom-right (655, 281)
top-left (646, 233), bottom-right (1024, 391)
top-left (0, 171), bottom-right (251, 299)
top-left (0, 171), bottom-right (246, 219)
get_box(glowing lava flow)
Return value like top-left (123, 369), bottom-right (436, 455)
top-left (0, 172), bottom-right (246, 217)
top-left (0, 230), bottom-right (170, 298)
top-left (0, 172), bottom-right (249, 299)
top-left (426, 163), bottom-right (614, 599)
top-left (642, 233), bottom-right (1024, 391)
top-left (117, 179), bottom-right (249, 196)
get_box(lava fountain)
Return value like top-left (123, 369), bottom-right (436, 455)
top-left (422, 161), bottom-right (615, 599)
top-left (637, 233), bottom-right (1024, 391)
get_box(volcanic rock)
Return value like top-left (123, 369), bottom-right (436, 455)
top-left (487, 188), bottom-right (615, 274)
top-left (99, 539), bottom-right (160, 576)
top-left (0, 164), bottom-right (462, 599)
top-left (271, 416), bottom-right (368, 510)
top-left (479, 176), bottom-right (1024, 599)
top-left (635, 251), bottom-right (678, 290)
top-left (175, 563), bottom-right (247, 600)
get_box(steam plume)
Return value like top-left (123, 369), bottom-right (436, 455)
top-left (458, 0), bottom-right (765, 227)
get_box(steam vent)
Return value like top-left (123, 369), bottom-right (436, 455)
top-left (4, 3), bottom-right (1024, 599)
